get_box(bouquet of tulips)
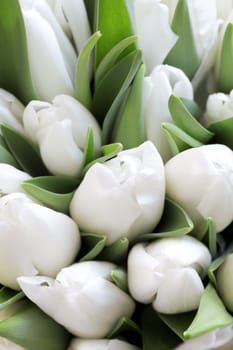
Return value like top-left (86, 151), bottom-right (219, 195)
top-left (1, 0), bottom-right (233, 349)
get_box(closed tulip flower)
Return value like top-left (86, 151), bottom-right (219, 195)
top-left (23, 94), bottom-right (101, 177)
top-left (143, 64), bottom-right (193, 161)
top-left (0, 89), bottom-right (24, 132)
top-left (17, 261), bottom-right (135, 338)
top-left (165, 144), bottom-right (233, 233)
top-left (128, 235), bottom-right (211, 314)
top-left (68, 338), bottom-right (140, 350)
top-left (70, 141), bottom-right (165, 245)
top-left (204, 90), bottom-right (233, 126)
top-left (47, 0), bottom-right (91, 53)
top-left (0, 192), bottom-right (80, 290)
top-left (133, 0), bottom-right (178, 74)
top-left (19, 0), bottom-right (77, 101)
top-left (216, 0), bottom-right (233, 20)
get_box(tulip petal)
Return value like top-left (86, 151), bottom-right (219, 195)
top-left (153, 268), bottom-right (204, 313)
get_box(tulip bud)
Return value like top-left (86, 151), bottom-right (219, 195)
top-left (143, 64), bottom-right (193, 161)
top-left (216, 253), bottom-right (233, 312)
top-left (133, 0), bottom-right (178, 74)
top-left (165, 144), bottom-right (233, 233)
top-left (68, 338), bottom-right (140, 350)
top-left (48, 0), bottom-right (91, 54)
top-left (19, 0), bottom-right (77, 101)
top-left (204, 90), bottom-right (233, 126)
top-left (128, 235), bottom-right (211, 314)
top-left (175, 324), bottom-right (233, 350)
top-left (70, 141), bottom-right (165, 245)
top-left (0, 338), bottom-right (26, 350)
top-left (17, 261), bottom-right (135, 338)
top-left (0, 164), bottom-right (31, 196)
top-left (0, 192), bottom-right (80, 290)
top-left (0, 89), bottom-right (24, 132)
top-left (23, 94), bottom-right (102, 177)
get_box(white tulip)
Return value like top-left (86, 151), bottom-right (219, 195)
top-left (23, 94), bottom-right (101, 177)
top-left (0, 164), bottom-right (31, 195)
top-left (133, 0), bottom-right (178, 74)
top-left (0, 89), bottom-right (24, 132)
top-left (17, 261), bottom-right (135, 338)
top-left (68, 338), bottom-right (140, 350)
top-left (70, 141), bottom-right (165, 245)
top-left (143, 64), bottom-right (193, 161)
top-left (19, 0), bottom-right (77, 101)
top-left (0, 192), bottom-right (80, 290)
top-left (49, 0), bottom-right (91, 53)
top-left (216, 253), bottom-right (233, 312)
top-left (204, 90), bottom-right (233, 126)
top-left (165, 144), bottom-right (233, 233)
top-left (175, 324), bottom-right (233, 350)
top-left (128, 235), bottom-right (211, 314)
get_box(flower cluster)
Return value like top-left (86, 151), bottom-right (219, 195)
top-left (0, 0), bottom-right (233, 350)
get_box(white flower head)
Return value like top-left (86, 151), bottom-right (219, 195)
top-left (19, 0), bottom-right (76, 101)
top-left (0, 192), bottom-right (81, 290)
top-left (165, 144), bottom-right (233, 233)
top-left (18, 261), bottom-right (135, 338)
top-left (204, 90), bottom-right (233, 126)
top-left (143, 64), bottom-right (193, 161)
top-left (23, 94), bottom-right (102, 177)
top-left (133, 0), bottom-right (178, 74)
top-left (70, 141), bottom-right (165, 245)
top-left (128, 235), bottom-right (211, 314)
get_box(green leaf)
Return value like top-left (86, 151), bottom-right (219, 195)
top-left (112, 64), bottom-right (146, 148)
top-left (218, 23), bottom-right (233, 93)
top-left (196, 217), bottom-right (217, 258)
top-left (83, 127), bottom-right (95, 167)
top-left (95, 0), bottom-right (135, 66)
top-left (0, 300), bottom-right (71, 350)
top-left (184, 284), bottom-right (233, 339)
top-left (82, 142), bottom-right (123, 175)
top-left (136, 199), bottom-right (194, 242)
top-left (0, 123), bottom-right (48, 176)
top-left (21, 176), bottom-right (79, 214)
top-left (208, 255), bottom-right (227, 287)
top-left (92, 49), bottom-right (142, 126)
top-left (168, 95), bottom-right (214, 143)
top-left (141, 306), bottom-right (181, 350)
top-left (159, 312), bottom-right (196, 341)
top-left (102, 50), bottom-right (142, 144)
top-left (0, 288), bottom-right (24, 311)
top-left (164, 0), bottom-right (200, 78)
top-left (109, 316), bottom-right (141, 339)
top-left (0, 144), bottom-right (19, 168)
top-left (79, 233), bottom-right (107, 261)
top-left (75, 31), bottom-right (102, 110)
top-left (162, 122), bottom-right (203, 155)
top-left (98, 237), bottom-right (129, 264)
top-left (95, 35), bottom-right (138, 88)
top-left (111, 268), bottom-right (128, 293)
top-left (208, 117), bottom-right (233, 150)
top-left (0, 0), bottom-right (36, 103)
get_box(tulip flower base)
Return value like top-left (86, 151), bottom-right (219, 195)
top-left (0, 1), bottom-right (233, 350)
